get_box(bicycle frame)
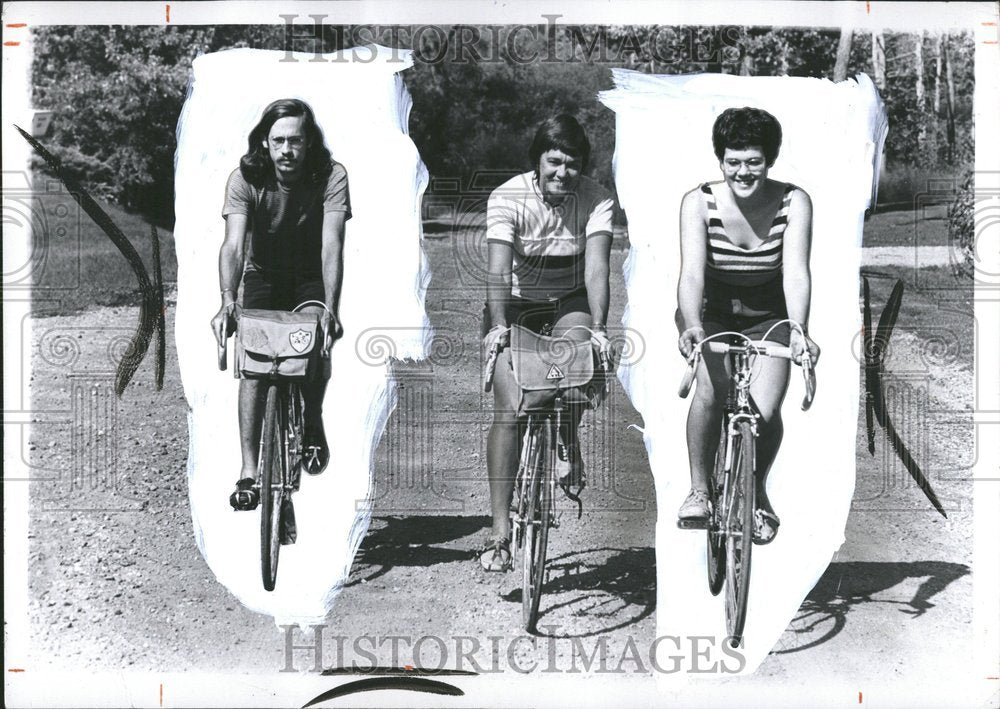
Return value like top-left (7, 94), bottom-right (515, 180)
top-left (511, 400), bottom-right (563, 549)
top-left (263, 381), bottom-right (304, 497)
top-left (712, 350), bottom-right (759, 535)
top-left (679, 324), bottom-right (817, 644)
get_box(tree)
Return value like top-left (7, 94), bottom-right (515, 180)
top-left (833, 28), bottom-right (853, 81)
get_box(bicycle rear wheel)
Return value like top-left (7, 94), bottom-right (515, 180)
top-left (259, 383), bottom-right (284, 592)
top-left (522, 419), bottom-right (552, 633)
top-left (707, 419), bottom-right (728, 596)
top-left (724, 419), bottom-right (755, 645)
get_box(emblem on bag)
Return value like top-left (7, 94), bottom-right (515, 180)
top-left (546, 363), bottom-right (564, 380)
top-left (289, 329), bottom-right (312, 353)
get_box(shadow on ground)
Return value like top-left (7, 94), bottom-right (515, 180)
top-left (773, 560), bottom-right (970, 654)
top-left (501, 546), bottom-right (656, 638)
top-left (345, 515), bottom-right (490, 586)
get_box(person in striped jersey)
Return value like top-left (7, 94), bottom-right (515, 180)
top-left (476, 115), bottom-right (616, 572)
top-left (675, 107), bottom-right (821, 543)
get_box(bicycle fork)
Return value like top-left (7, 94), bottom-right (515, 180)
top-left (720, 412), bottom-right (758, 539)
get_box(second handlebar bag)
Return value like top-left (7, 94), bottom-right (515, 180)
top-left (509, 325), bottom-right (600, 417)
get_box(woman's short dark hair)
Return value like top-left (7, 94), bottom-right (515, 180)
top-left (240, 98), bottom-right (333, 186)
top-left (712, 107), bottom-right (783, 166)
top-left (529, 114), bottom-right (591, 172)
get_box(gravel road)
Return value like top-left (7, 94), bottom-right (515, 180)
top-left (22, 239), bottom-right (978, 702)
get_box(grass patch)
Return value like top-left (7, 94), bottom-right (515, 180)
top-left (862, 204), bottom-right (950, 247)
top-left (25, 175), bottom-right (176, 316)
top-left (862, 264), bottom-right (973, 370)
top-left (877, 165), bottom-right (961, 207)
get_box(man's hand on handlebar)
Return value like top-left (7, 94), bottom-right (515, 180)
top-left (678, 325), bottom-right (706, 360)
top-left (211, 302), bottom-right (238, 348)
top-left (320, 311), bottom-right (343, 358)
top-left (790, 328), bottom-right (820, 366)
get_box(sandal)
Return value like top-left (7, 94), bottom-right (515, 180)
top-left (229, 477), bottom-right (259, 511)
top-left (476, 536), bottom-right (512, 572)
top-left (677, 488), bottom-right (711, 529)
top-left (753, 508), bottom-right (781, 545)
top-left (302, 426), bottom-right (330, 475)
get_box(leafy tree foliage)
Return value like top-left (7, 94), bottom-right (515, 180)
top-left (31, 24), bottom-right (974, 224)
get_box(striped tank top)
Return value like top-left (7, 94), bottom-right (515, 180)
top-left (702, 182), bottom-right (794, 280)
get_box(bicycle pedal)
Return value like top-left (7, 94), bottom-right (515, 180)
top-left (677, 517), bottom-right (709, 530)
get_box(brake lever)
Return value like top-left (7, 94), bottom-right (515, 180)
top-left (800, 352), bottom-right (816, 411)
top-left (678, 349), bottom-right (700, 398)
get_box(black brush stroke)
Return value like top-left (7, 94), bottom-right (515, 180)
top-left (302, 677), bottom-right (464, 707)
top-left (15, 125), bottom-right (162, 397)
top-left (869, 280), bottom-right (904, 428)
top-left (861, 277), bottom-right (946, 518)
top-left (151, 225), bottom-right (165, 390)
top-left (881, 412), bottom-right (948, 518)
top-left (863, 276), bottom-right (876, 454)
top-left (321, 667), bottom-right (476, 676)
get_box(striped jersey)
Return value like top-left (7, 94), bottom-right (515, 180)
top-left (487, 172), bottom-right (615, 300)
top-left (702, 182), bottom-right (793, 280)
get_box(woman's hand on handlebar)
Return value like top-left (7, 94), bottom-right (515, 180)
top-left (590, 328), bottom-right (613, 371)
top-left (483, 324), bottom-right (510, 352)
top-left (790, 328), bottom-right (820, 366)
top-left (678, 325), bottom-right (706, 359)
top-left (211, 302), bottom-right (238, 348)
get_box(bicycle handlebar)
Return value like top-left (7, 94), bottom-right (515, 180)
top-left (678, 338), bottom-right (817, 410)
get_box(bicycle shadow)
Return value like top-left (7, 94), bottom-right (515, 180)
top-left (345, 515), bottom-right (491, 587)
top-left (501, 546), bottom-right (656, 638)
top-left (773, 560), bottom-right (970, 654)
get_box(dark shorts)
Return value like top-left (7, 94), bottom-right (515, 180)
top-left (241, 269), bottom-right (325, 311)
top-left (481, 287), bottom-right (590, 338)
top-left (701, 275), bottom-right (790, 346)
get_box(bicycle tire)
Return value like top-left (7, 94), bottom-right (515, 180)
top-left (706, 419), bottom-right (728, 596)
top-left (522, 419), bottom-right (552, 633)
top-left (259, 383), bottom-right (283, 592)
top-left (724, 419), bottom-right (755, 645)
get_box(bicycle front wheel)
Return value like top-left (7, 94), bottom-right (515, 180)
top-left (259, 383), bottom-right (284, 592)
top-left (522, 419), bottom-right (552, 633)
top-left (724, 419), bottom-right (755, 645)
top-left (707, 419), bottom-right (728, 597)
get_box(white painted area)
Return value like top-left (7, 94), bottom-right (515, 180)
top-left (173, 47), bottom-right (429, 624)
top-left (600, 70), bottom-right (887, 676)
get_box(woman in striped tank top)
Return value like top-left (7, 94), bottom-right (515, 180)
top-left (674, 107), bottom-right (821, 543)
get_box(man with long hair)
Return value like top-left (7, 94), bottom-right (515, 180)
top-left (211, 98), bottom-right (351, 510)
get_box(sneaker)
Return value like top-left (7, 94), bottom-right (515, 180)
top-left (677, 488), bottom-right (711, 527)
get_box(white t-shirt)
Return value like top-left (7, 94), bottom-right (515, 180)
top-left (486, 171), bottom-right (614, 300)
